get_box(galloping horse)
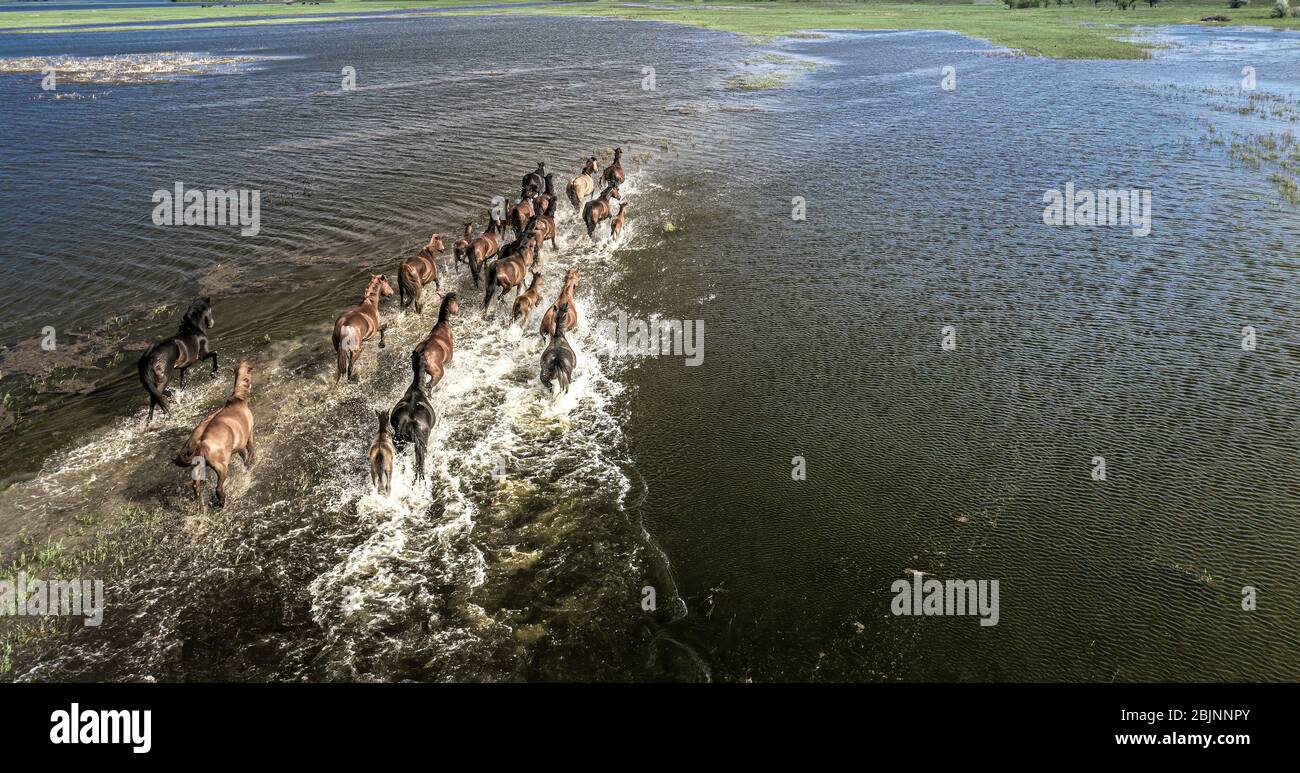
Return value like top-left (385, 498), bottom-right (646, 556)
top-left (137, 297), bottom-right (218, 426)
top-left (413, 293), bottom-right (458, 390)
top-left (483, 238), bottom-right (536, 314)
top-left (582, 184), bottom-right (621, 240)
top-left (466, 215), bottom-right (505, 287)
top-left (540, 268), bottom-right (579, 339)
top-left (172, 359), bottom-right (255, 511)
top-left (610, 202), bottom-right (628, 240)
top-left (540, 303), bottom-right (576, 396)
top-left (534, 173), bottom-right (557, 215)
top-left (390, 351), bottom-right (436, 481)
top-left (451, 222), bottom-right (475, 274)
top-left (512, 272), bottom-right (543, 328)
top-left (332, 274), bottom-right (393, 383)
top-left (369, 409), bottom-right (394, 496)
top-left (507, 193), bottom-right (535, 238)
top-left (521, 162), bottom-right (546, 198)
top-left (602, 147), bottom-right (625, 187)
top-left (398, 233), bottom-right (444, 314)
top-left (566, 157), bottom-right (599, 211)
top-left (528, 196), bottom-right (560, 260)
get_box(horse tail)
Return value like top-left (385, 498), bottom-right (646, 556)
top-left (566, 180), bottom-right (580, 209)
top-left (482, 261), bottom-right (498, 311)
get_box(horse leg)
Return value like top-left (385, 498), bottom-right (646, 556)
top-left (379, 325), bottom-right (387, 349)
top-left (211, 461), bottom-right (229, 508)
top-left (208, 351), bottom-right (219, 375)
top-left (178, 366), bottom-right (188, 389)
top-left (244, 435), bottom-right (256, 468)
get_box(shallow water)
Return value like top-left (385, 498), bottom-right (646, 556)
top-left (0, 19), bottom-right (1298, 681)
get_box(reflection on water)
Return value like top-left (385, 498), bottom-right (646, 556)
top-left (0, 19), bottom-right (1297, 681)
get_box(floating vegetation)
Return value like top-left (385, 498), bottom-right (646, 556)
top-left (724, 71), bottom-right (789, 91)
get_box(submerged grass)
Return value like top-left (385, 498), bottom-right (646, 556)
top-left (2, 1), bottom-right (1299, 58)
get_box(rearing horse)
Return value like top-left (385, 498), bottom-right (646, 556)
top-left (332, 274), bottom-right (393, 383)
top-left (137, 297), bottom-right (218, 426)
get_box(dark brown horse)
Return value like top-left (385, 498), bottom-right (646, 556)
top-left (414, 293), bottom-right (458, 390)
top-left (540, 268), bottom-right (579, 339)
top-left (582, 184), bottom-right (621, 240)
top-left (173, 359), bottom-right (254, 511)
top-left (540, 303), bottom-right (576, 396)
top-left (332, 274), bottom-right (393, 383)
top-left (602, 147), bottom-right (625, 187)
top-left (534, 173), bottom-right (557, 215)
top-left (451, 222), bottom-right (474, 274)
top-left (465, 215), bottom-right (505, 288)
top-left (521, 162), bottom-right (546, 198)
top-left (528, 196), bottom-right (560, 259)
top-left (566, 157), bottom-right (598, 211)
top-left (398, 233), bottom-right (444, 314)
top-left (137, 297), bottom-right (218, 426)
top-left (512, 272), bottom-right (543, 328)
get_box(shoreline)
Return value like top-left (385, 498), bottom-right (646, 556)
top-left (0, 1), bottom-right (1298, 59)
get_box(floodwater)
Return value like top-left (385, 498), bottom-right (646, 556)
top-left (0, 16), bottom-right (1297, 681)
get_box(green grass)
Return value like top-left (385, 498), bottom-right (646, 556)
top-left (6, 1), bottom-right (1298, 59)
top-left (725, 70), bottom-right (790, 89)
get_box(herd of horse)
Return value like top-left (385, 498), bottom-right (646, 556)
top-left (140, 150), bottom-right (629, 510)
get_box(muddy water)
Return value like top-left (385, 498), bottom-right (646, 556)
top-left (1, 18), bottom-right (1299, 681)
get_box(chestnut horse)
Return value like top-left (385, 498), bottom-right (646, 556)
top-left (369, 409), bottom-right (394, 496)
top-left (540, 268), bottom-right (579, 339)
top-left (414, 293), bottom-right (459, 390)
top-left (173, 359), bottom-right (254, 511)
top-left (582, 184), bottom-right (621, 240)
top-left (466, 215), bottom-right (505, 287)
top-left (398, 233), bottom-right (444, 314)
top-left (528, 196), bottom-right (560, 260)
top-left (507, 193), bottom-right (535, 238)
top-left (602, 147), bottom-right (625, 187)
top-left (482, 238), bottom-right (536, 314)
top-left (332, 274), bottom-right (393, 383)
top-left (452, 222), bottom-right (474, 274)
top-left (513, 272), bottom-right (543, 328)
top-left (566, 157), bottom-right (598, 211)
top-left (534, 173), bottom-right (557, 215)
top-left (610, 202), bottom-right (628, 240)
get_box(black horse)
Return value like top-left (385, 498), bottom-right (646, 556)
top-left (137, 297), bottom-right (218, 426)
top-left (390, 350), bottom-right (437, 481)
top-left (540, 302), bottom-right (576, 396)
top-left (521, 162), bottom-right (546, 199)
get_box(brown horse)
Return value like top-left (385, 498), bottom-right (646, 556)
top-left (566, 157), bottom-right (598, 211)
top-left (507, 194), bottom-right (535, 238)
top-left (398, 233), bottom-right (444, 314)
top-left (466, 215), bottom-right (505, 287)
top-left (528, 197), bottom-right (560, 259)
top-left (610, 202), bottom-right (628, 240)
top-left (173, 359), bottom-right (254, 511)
top-left (369, 409), bottom-right (394, 496)
top-left (451, 222), bottom-right (474, 273)
top-left (483, 239), bottom-right (536, 314)
top-left (582, 184), bottom-right (621, 240)
top-left (332, 274), bottom-right (393, 382)
top-left (512, 272), bottom-right (543, 327)
top-left (602, 147), bottom-right (625, 187)
top-left (414, 293), bottom-right (459, 390)
top-left (540, 268), bottom-right (579, 339)
top-left (534, 173), bottom-right (557, 215)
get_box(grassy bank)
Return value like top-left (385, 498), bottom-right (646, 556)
top-left (1, 1), bottom-right (1299, 57)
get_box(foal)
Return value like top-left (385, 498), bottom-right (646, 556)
top-left (452, 222), bottom-right (474, 273)
top-left (466, 215), bottom-right (504, 287)
top-left (513, 272), bottom-right (543, 328)
top-left (390, 351), bottom-right (436, 481)
top-left (582, 184), bottom-right (621, 240)
top-left (398, 233), bottom-right (444, 314)
top-left (369, 410), bottom-right (394, 496)
top-left (332, 274), bottom-right (393, 383)
top-left (137, 297), bottom-right (218, 426)
top-left (540, 268), bottom-right (579, 339)
top-left (602, 147), bottom-right (625, 187)
top-left (540, 303), bottom-right (577, 396)
top-left (173, 359), bottom-right (254, 511)
top-left (610, 202), bottom-right (628, 240)
top-left (414, 293), bottom-right (459, 390)
top-left (566, 157), bottom-right (598, 210)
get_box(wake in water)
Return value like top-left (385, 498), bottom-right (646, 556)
top-left (0, 52), bottom-right (266, 85)
top-left (3, 169), bottom-right (699, 682)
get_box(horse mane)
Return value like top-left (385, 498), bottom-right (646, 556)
top-left (178, 298), bottom-right (209, 332)
top-left (436, 293), bottom-right (457, 324)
